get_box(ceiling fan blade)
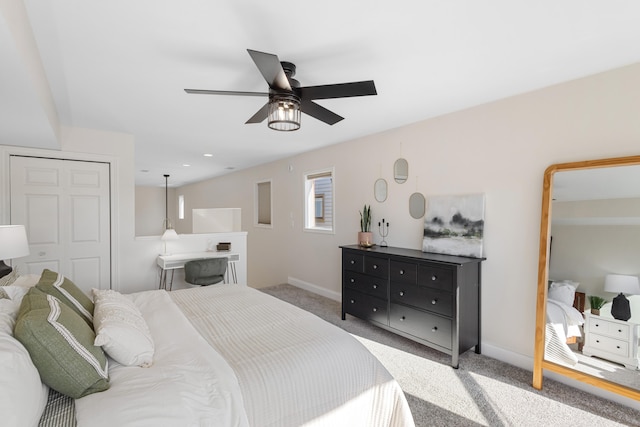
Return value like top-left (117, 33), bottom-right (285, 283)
top-left (245, 103), bottom-right (269, 124)
top-left (247, 49), bottom-right (292, 91)
top-left (301, 100), bottom-right (344, 125)
top-left (185, 89), bottom-right (267, 97)
top-left (299, 80), bottom-right (377, 100)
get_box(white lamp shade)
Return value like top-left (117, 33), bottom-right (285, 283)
top-left (0, 225), bottom-right (30, 260)
top-left (604, 274), bottom-right (640, 295)
top-left (161, 228), bottom-right (179, 241)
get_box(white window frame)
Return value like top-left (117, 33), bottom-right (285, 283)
top-left (304, 167), bottom-right (335, 234)
top-left (254, 179), bottom-right (273, 228)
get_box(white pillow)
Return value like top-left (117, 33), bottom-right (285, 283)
top-left (548, 280), bottom-right (579, 306)
top-left (0, 298), bottom-right (21, 335)
top-left (0, 328), bottom-right (49, 427)
top-left (11, 273), bottom-right (42, 288)
top-left (92, 289), bottom-right (155, 367)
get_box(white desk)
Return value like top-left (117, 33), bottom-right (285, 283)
top-left (157, 251), bottom-right (239, 290)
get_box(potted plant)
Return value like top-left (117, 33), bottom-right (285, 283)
top-left (588, 295), bottom-right (607, 315)
top-left (358, 204), bottom-right (373, 247)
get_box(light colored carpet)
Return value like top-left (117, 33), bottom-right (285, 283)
top-left (260, 284), bottom-right (640, 427)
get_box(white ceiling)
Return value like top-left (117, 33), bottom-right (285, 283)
top-left (3, 1), bottom-right (640, 187)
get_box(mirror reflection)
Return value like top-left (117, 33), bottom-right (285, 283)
top-left (409, 192), bottom-right (425, 219)
top-left (394, 158), bottom-right (408, 184)
top-left (535, 158), bottom-right (640, 399)
top-left (374, 178), bottom-right (388, 202)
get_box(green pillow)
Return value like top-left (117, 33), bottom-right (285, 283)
top-left (14, 288), bottom-right (109, 399)
top-left (36, 269), bottom-right (94, 327)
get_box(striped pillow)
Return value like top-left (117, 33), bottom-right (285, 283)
top-left (36, 270), bottom-right (94, 327)
top-left (14, 288), bottom-right (109, 399)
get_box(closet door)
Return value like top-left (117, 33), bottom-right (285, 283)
top-left (10, 156), bottom-right (111, 294)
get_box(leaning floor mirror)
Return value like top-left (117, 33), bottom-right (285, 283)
top-left (533, 155), bottom-right (640, 401)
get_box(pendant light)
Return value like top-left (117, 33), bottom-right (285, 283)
top-left (161, 174), bottom-right (178, 254)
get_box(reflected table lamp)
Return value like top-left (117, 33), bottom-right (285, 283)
top-left (161, 228), bottom-right (179, 255)
top-left (604, 274), bottom-right (640, 321)
top-left (0, 225), bottom-right (30, 278)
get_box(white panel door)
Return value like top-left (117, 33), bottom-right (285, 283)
top-left (10, 156), bottom-right (111, 294)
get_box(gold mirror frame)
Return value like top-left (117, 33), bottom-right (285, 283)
top-left (533, 155), bottom-right (640, 401)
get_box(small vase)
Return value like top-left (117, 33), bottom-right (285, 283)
top-left (591, 308), bottom-right (600, 315)
top-left (358, 232), bottom-right (373, 247)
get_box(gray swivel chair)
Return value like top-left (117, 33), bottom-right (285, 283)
top-left (184, 258), bottom-right (227, 286)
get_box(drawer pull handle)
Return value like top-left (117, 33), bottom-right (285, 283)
top-left (431, 327), bottom-right (438, 332)
top-left (399, 291), bottom-right (405, 297)
top-left (618, 329), bottom-right (622, 333)
top-left (596, 340), bottom-right (600, 343)
top-left (350, 260), bottom-right (355, 264)
top-left (373, 264), bottom-right (378, 269)
top-left (431, 299), bottom-right (438, 305)
top-left (373, 284), bottom-right (377, 289)
top-left (399, 269), bottom-right (404, 275)
top-left (350, 299), bottom-right (355, 304)
top-left (350, 278), bottom-right (355, 283)
top-left (372, 307), bottom-right (377, 312)
top-left (400, 316), bottom-right (406, 321)
top-left (431, 275), bottom-right (437, 281)
top-left (616, 345), bottom-right (620, 349)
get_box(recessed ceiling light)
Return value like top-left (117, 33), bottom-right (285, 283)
top-left (203, 153), bottom-right (213, 157)
top-left (183, 164), bottom-right (191, 167)
top-left (140, 169), bottom-right (149, 173)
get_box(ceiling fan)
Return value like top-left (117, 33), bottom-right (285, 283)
top-left (184, 49), bottom-right (377, 131)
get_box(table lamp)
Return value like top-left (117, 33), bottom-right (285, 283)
top-left (0, 225), bottom-right (30, 278)
top-left (161, 228), bottom-right (179, 255)
top-left (604, 274), bottom-right (640, 321)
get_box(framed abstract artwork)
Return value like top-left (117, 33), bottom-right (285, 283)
top-left (422, 193), bottom-right (485, 258)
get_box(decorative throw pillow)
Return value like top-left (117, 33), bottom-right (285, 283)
top-left (36, 269), bottom-right (94, 327)
top-left (14, 288), bottom-right (109, 399)
top-left (92, 289), bottom-right (155, 367)
top-left (548, 280), bottom-right (579, 306)
top-left (0, 269), bottom-right (19, 287)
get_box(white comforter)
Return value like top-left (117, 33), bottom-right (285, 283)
top-left (75, 289), bottom-right (250, 426)
top-left (545, 299), bottom-right (584, 366)
top-left (76, 285), bottom-right (414, 427)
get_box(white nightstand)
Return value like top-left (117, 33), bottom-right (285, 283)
top-left (582, 312), bottom-right (640, 369)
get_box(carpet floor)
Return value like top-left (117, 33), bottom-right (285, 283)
top-left (260, 284), bottom-right (640, 427)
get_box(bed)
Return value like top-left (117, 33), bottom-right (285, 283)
top-left (0, 271), bottom-right (414, 427)
top-left (544, 280), bottom-right (585, 366)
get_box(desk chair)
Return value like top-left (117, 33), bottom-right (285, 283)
top-left (184, 258), bottom-right (227, 286)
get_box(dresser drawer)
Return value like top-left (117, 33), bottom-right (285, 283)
top-left (390, 260), bottom-right (417, 284)
top-left (390, 304), bottom-right (452, 350)
top-left (364, 256), bottom-right (388, 278)
top-left (344, 271), bottom-right (387, 299)
top-left (418, 264), bottom-right (454, 291)
top-left (343, 289), bottom-right (388, 324)
top-left (588, 317), bottom-right (631, 338)
top-left (587, 333), bottom-right (629, 358)
top-left (390, 282), bottom-right (452, 317)
top-left (343, 252), bottom-right (364, 272)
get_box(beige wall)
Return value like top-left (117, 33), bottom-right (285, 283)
top-left (176, 62), bottom-right (640, 365)
top-left (135, 186), bottom-right (177, 236)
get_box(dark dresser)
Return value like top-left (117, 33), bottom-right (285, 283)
top-left (340, 244), bottom-right (484, 368)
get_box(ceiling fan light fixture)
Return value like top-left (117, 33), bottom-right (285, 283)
top-left (268, 94), bottom-right (301, 131)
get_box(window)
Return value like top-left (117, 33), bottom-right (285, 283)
top-left (255, 180), bottom-right (272, 227)
top-left (178, 195), bottom-right (184, 220)
top-left (304, 168), bottom-right (334, 233)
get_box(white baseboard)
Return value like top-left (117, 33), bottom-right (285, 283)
top-left (287, 277), bottom-right (341, 302)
